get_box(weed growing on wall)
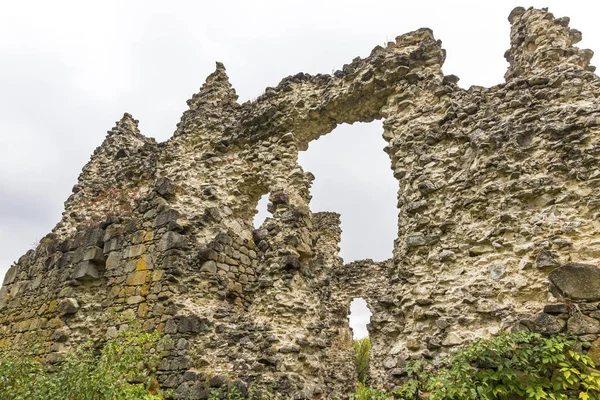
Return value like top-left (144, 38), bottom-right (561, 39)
top-left (354, 338), bottom-right (371, 384)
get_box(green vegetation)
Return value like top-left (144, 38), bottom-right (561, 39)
top-left (3, 328), bottom-right (599, 399)
top-left (0, 322), bottom-right (170, 400)
top-left (352, 330), bottom-right (600, 400)
top-left (354, 337), bottom-right (371, 384)
top-left (207, 381), bottom-right (280, 399)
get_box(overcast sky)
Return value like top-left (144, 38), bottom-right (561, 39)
top-left (2, 1), bottom-right (599, 339)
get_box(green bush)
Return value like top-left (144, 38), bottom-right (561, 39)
top-left (353, 382), bottom-right (394, 400)
top-left (0, 322), bottom-right (170, 400)
top-left (352, 330), bottom-right (600, 400)
top-left (354, 338), bottom-right (371, 384)
top-left (207, 381), bottom-right (280, 399)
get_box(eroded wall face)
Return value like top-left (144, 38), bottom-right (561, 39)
top-left (2, 7), bottom-right (600, 399)
top-left (370, 7), bottom-right (600, 389)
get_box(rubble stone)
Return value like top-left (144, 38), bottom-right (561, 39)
top-left (1, 6), bottom-right (600, 398)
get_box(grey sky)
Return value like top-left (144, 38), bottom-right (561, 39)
top-left (1, 1), bottom-right (599, 338)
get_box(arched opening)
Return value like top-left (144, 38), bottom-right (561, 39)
top-left (253, 193), bottom-right (270, 229)
top-left (348, 297), bottom-right (373, 385)
top-left (298, 121), bottom-right (396, 263)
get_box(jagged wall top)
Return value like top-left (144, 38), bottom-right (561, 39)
top-left (505, 7), bottom-right (595, 80)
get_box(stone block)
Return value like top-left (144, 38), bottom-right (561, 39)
top-left (252, 228), bottom-right (268, 243)
top-left (164, 318), bottom-right (178, 334)
top-left (136, 257), bottom-right (149, 271)
top-left (536, 250), bottom-right (560, 269)
top-left (126, 295), bottom-right (144, 305)
top-left (567, 314), bottom-right (600, 335)
top-left (51, 328), bottom-right (70, 342)
top-left (578, 302), bottom-right (599, 312)
top-left (176, 315), bottom-right (212, 334)
top-left (406, 234), bottom-right (438, 247)
top-left (152, 270), bottom-right (164, 281)
top-left (549, 263), bottom-right (600, 301)
top-left (155, 177), bottom-right (176, 198)
top-left (154, 209), bottom-right (180, 228)
top-left (72, 261), bottom-right (102, 281)
top-left (83, 227), bottom-right (105, 247)
top-left (58, 298), bottom-right (79, 315)
top-left (281, 255), bottom-right (301, 271)
top-left (126, 270), bottom-right (147, 286)
top-left (105, 252), bottom-right (121, 270)
top-left (103, 237), bottom-right (121, 254)
top-left (200, 261), bottom-right (217, 274)
top-left (165, 315), bottom-right (212, 334)
top-left (2, 265), bottom-right (17, 285)
top-left (103, 224), bottom-right (122, 242)
top-left (0, 286), bottom-right (8, 310)
top-left (158, 232), bottom-right (188, 252)
top-left (588, 337), bottom-right (600, 365)
top-left (488, 263), bottom-right (505, 280)
top-left (442, 332), bottom-right (464, 346)
top-left (469, 245), bottom-right (493, 256)
top-left (106, 326), bottom-right (118, 338)
top-left (131, 230), bottom-right (147, 244)
top-left (383, 357), bottom-right (397, 369)
top-left (522, 312), bottom-right (566, 335)
top-left (175, 381), bottom-right (210, 400)
top-left (198, 246), bottom-right (219, 262)
top-left (124, 244), bottom-right (146, 259)
top-left (543, 304), bottom-right (568, 314)
top-left (439, 250), bottom-right (456, 262)
top-left (83, 246), bottom-right (105, 265)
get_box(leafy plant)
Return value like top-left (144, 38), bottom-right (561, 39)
top-left (353, 330), bottom-right (600, 400)
top-left (207, 379), bottom-right (280, 399)
top-left (353, 382), bottom-right (396, 400)
top-left (0, 321), bottom-right (170, 399)
top-left (354, 338), bottom-right (372, 384)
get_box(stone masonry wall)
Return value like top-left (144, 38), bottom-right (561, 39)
top-left (2, 6), bottom-right (600, 399)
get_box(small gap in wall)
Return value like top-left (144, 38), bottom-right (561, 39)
top-left (253, 194), bottom-right (270, 229)
top-left (349, 297), bottom-right (372, 385)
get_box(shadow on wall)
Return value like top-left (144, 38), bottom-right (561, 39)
top-left (298, 121), bottom-right (397, 263)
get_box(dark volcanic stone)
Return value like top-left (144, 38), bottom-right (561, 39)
top-left (568, 314), bottom-right (600, 335)
top-left (522, 312), bottom-right (566, 335)
top-left (543, 303), bottom-right (568, 314)
top-left (549, 263), bottom-right (600, 301)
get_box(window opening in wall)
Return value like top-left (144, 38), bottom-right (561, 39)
top-left (253, 193), bottom-right (270, 229)
top-left (349, 297), bottom-right (372, 384)
top-left (298, 121), bottom-right (396, 263)
top-left (348, 297), bottom-right (372, 339)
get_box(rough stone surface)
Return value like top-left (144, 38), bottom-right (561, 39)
top-left (568, 314), bottom-right (600, 335)
top-left (549, 263), bottom-right (600, 301)
top-left (523, 313), bottom-right (566, 336)
top-left (57, 298), bottom-right (79, 316)
top-left (589, 338), bottom-right (600, 365)
top-left (2, 6), bottom-right (600, 398)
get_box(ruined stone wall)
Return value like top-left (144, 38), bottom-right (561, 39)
top-left (2, 6), bottom-right (600, 399)
top-left (373, 7), bottom-right (600, 389)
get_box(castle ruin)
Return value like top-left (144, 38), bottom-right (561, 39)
top-left (2, 6), bottom-right (600, 398)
